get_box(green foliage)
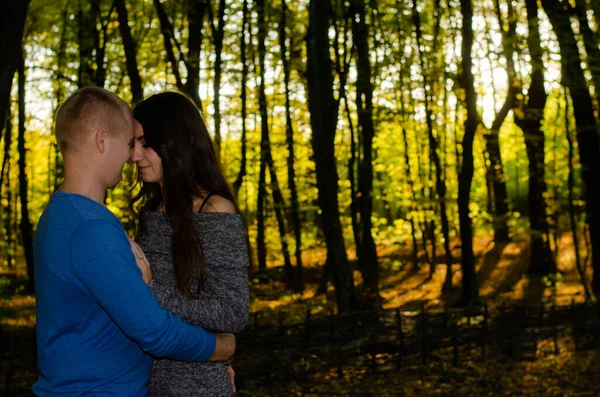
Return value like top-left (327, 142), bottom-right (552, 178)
top-left (0, 0), bottom-right (591, 291)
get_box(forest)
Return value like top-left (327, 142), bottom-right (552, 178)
top-left (2, 0), bottom-right (600, 395)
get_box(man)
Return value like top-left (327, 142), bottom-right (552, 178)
top-left (33, 87), bottom-right (235, 396)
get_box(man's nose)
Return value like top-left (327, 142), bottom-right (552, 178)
top-left (130, 146), bottom-right (141, 162)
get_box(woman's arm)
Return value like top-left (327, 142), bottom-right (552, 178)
top-left (148, 271), bottom-right (249, 333)
top-left (131, 220), bottom-right (250, 333)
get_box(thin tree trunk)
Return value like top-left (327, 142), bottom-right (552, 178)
top-left (53, 0), bottom-right (71, 189)
top-left (209, 0), bottom-right (226, 150)
top-left (78, 0), bottom-right (101, 88)
top-left (5, 172), bottom-right (13, 268)
top-left (307, 0), bottom-right (359, 312)
top-left (345, 97), bottom-right (362, 260)
top-left (185, 0), bottom-right (207, 111)
top-left (115, 0), bottom-right (144, 103)
top-left (17, 49), bottom-right (34, 293)
top-left (412, 0), bottom-right (453, 286)
top-left (573, 0), bottom-right (600, 110)
top-left (268, 164), bottom-right (294, 286)
top-left (332, 0), bottom-right (360, 269)
top-left (565, 88), bottom-right (592, 300)
top-left (0, 1), bottom-right (30, 130)
top-left (1, 109), bottom-right (13, 268)
top-left (513, 0), bottom-right (555, 274)
top-left (233, 0), bottom-right (249, 194)
top-left (350, 0), bottom-right (379, 298)
top-left (94, 4), bottom-right (113, 88)
top-left (458, 0), bottom-right (479, 306)
top-left (256, 158), bottom-right (267, 271)
top-left (541, 0), bottom-right (600, 290)
top-left (153, 0), bottom-right (188, 100)
top-left (256, 0), bottom-right (293, 284)
top-left (0, 109), bottom-right (12, 196)
top-left (279, 0), bottom-right (304, 290)
top-left (394, 0), bottom-right (419, 271)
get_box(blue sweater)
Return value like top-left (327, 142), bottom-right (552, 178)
top-left (33, 192), bottom-right (216, 396)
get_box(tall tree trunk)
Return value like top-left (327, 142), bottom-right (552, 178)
top-left (1, 109), bottom-right (13, 268)
top-left (185, 0), bottom-right (207, 111)
top-left (52, 0), bottom-right (71, 189)
top-left (233, 0), bottom-right (249, 194)
top-left (4, 171), bottom-right (13, 269)
top-left (565, 88), bottom-right (592, 300)
top-left (154, 0), bottom-right (206, 110)
top-left (279, 0), bottom-right (304, 290)
top-left (514, 0), bottom-right (555, 274)
top-left (210, 0), bottom-right (226, 150)
top-left (306, 0), bottom-right (358, 313)
top-left (0, 0), bottom-right (30, 129)
top-left (256, 0), bottom-right (293, 285)
top-left (256, 156), bottom-right (267, 271)
top-left (345, 96), bottom-right (362, 261)
top-left (154, 0), bottom-right (184, 90)
top-left (481, 0), bottom-right (517, 243)
top-left (78, 0), bottom-right (101, 88)
top-left (573, 0), bottom-right (600, 110)
top-left (393, 0), bottom-right (419, 270)
top-left (0, 109), bottom-right (12, 196)
top-left (17, 49), bottom-right (34, 293)
top-left (541, 0), bottom-right (600, 294)
top-left (350, 0), bottom-right (379, 299)
top-left (115, 0), bottom-right (144, 103)
top-left (458, 0), bottom-right (480, 305)
top-left (412, 0), bottom-right (453, 288)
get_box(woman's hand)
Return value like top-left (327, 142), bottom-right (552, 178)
top-left (225, 362), bottom-right (236, 393)
top-left (129, 238), bottom-right (152, 284)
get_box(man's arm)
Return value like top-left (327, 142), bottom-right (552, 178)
top-left (69, 219), bottom-right (234, 362)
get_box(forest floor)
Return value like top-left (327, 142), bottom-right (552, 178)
top-left (0, 230), bottom-right (597, 396)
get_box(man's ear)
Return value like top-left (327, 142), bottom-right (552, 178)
top-left (95, 128), bottom-right (108, 153)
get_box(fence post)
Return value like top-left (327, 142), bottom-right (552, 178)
top-left (552, 302), bottom-right (559, 355)
top-left (421, 303), bottom-right (428, 365)
top-left (596, 300), bottom-right (600, 349)
top-left (396, 308), bottom-right (404, 369)
top-left (278, 311), bottom-right (285, 340)
top-left (252, 312), bottom-right (259, 345)
top-left (444, 304), bottom-right (449, 329)
top-left (532, 302), bottom-right (544, 358)
top-left (583, 297), bottom-right (589, 338)
top-left (337, 341), bottom-right (344, 378)
top-left (481, 303), bottom-right (488, 361)
top-left (570, 298), bottom-right (577, 349)
top-left (452, 322), bottom-right (459, 367)
top-left (369, 328), bottom-right (378, 373)
top-left (304, 308), bottom-right (311, 343)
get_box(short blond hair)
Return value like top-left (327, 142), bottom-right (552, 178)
top-left (55, 87), bottom-right (132, 153)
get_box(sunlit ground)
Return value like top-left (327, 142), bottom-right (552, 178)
top-left (1, 228), bottom-right (592, 329)
top-left (249, 231), bottom-right (592, 326)
top-left (0, 230), bottom-right (596, 396)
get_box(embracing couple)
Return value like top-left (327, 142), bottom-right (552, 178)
top-left (33, 87), bottom-right (250, 396)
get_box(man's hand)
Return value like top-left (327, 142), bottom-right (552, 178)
top-left (210, 333), bottom-right (236, 362)
top-left (129, 238), bottom-right (152, 284)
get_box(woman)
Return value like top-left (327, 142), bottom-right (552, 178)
top-left (129, 92), bottom-right (250, 396)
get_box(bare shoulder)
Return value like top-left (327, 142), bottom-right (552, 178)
top-left (203, 195), bottom-right (237, 214)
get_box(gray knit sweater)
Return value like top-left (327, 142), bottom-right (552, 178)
top-left (136, 211), bottom-right (250, 397)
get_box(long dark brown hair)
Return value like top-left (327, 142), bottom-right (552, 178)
top-left (130, 91), bottom-right (239, 298)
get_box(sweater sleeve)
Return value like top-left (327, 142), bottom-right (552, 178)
top-left (69, 219), bottom-right (216, 362)
top-left (148, 266), bottom-right (249, 333)
top-left (148, 220), bottom-right (250, 333)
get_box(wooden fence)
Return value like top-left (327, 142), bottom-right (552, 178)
top-left (1, 298), bottom-right (599, 396)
